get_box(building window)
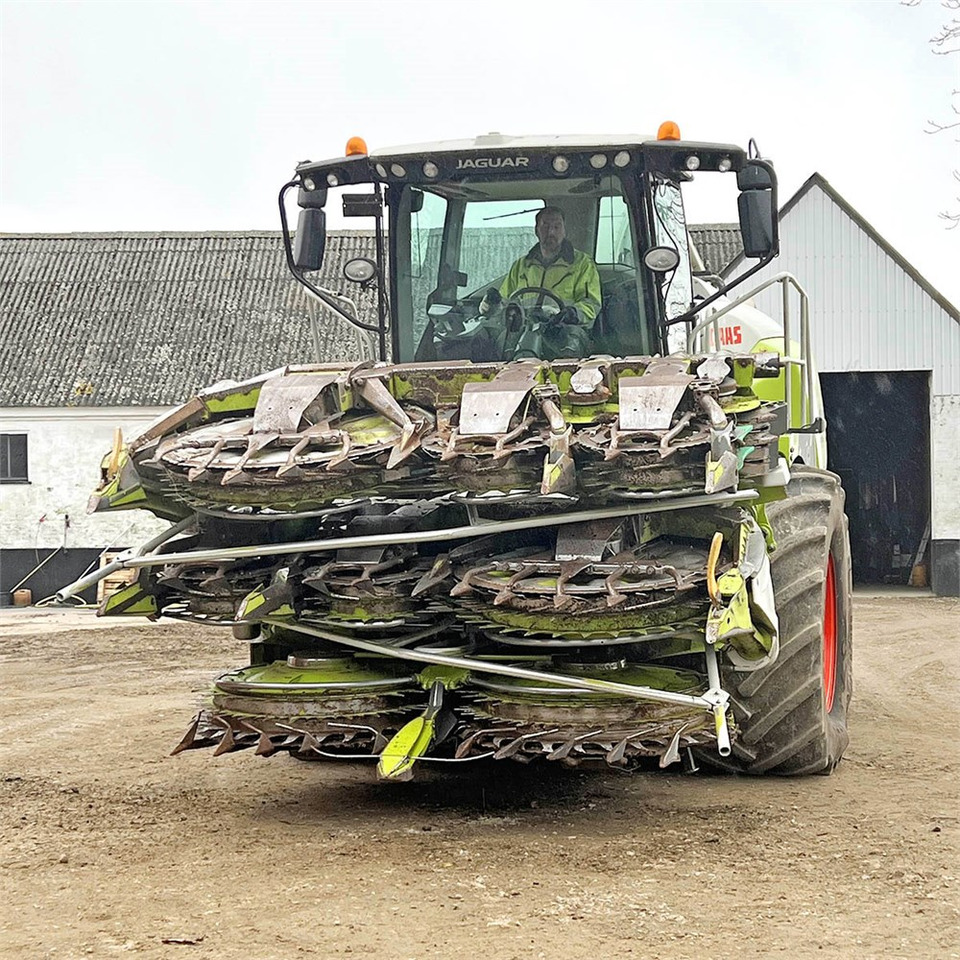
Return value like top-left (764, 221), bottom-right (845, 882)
top-left (0, 434), bottom-right (28, 483)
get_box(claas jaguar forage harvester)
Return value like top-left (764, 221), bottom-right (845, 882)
top-left (62, 123), bottom-right (852, 780)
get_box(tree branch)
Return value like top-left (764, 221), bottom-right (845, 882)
top-left (906, 1), bottom-right (960, 225)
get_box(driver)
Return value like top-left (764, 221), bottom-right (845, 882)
top-left (483, 206), bottom-right (602, 329)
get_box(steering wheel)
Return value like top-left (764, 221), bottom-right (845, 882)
top-left (503, 286), bottom-right (566, 316)
top-left (496, 287), bottom-right (572, 361)
top-left (432, 286), bottom-right (575, 363)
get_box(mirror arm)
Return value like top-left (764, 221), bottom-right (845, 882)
top-left (665, 159), bottom-right (779, 328)
top-left (278, 179), bottom-right (300, 266)
top-left (371, 180), bottom-right (389, 361)
top-left (663, 249), bottom-right (776, 327)
top-left (278, 179), bottom-right (386, 338)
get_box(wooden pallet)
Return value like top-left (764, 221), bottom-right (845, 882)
top-left (96, 551), bottom-right (137, 603)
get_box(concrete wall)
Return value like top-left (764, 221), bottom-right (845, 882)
top-left (0, 406), bottom-right (169, 552)
top-left (932, 396), bottom-right (960, 541)
top-left (931, 395), bottom-right (960, 596)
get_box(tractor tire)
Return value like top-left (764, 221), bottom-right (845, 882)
top-left (700, 466), bottom-right (853, 775)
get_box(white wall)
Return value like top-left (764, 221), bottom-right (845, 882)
top-left (728, 182), bottom-right (960, 395)
top-left (932, 396), bottom-right (960, 542)
top-left (726, 180), bottom-right (959, 571)
top-left (0, 407), bottom-right (169, 550)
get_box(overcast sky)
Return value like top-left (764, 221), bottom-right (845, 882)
top-left (2, 0), bottom-right (958, 305)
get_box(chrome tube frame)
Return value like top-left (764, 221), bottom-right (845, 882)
top-left (56, 514), bottom-right (197, 602)
top-left (71, 490), bottom-right (759, 575)
top-left (686, 271), bottom-right (814, 432)
top-left (263, 617), bottom-right (721, 713)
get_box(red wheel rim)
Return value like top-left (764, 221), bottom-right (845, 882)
top-left (823, 554), bottom-right (838, 713)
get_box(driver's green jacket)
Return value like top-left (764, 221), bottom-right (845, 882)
top-left (498, 240), bottom-right (602, 324)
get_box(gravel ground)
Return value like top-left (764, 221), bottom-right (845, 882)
top-left (1, 596), bottom-right (958, 959)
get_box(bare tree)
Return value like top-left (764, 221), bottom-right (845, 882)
top-left (905, 0), bottom-right (960, 226)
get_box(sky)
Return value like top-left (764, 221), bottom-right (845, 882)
top-left (2, 0), bottom-right (958, 305)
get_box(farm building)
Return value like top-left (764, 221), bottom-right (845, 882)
top-left (723, 174), bottom-right (960, 598)
top-left (1, 180), bottom-right (957, 600)
top-left (0, 232), bottom-right (370, 603)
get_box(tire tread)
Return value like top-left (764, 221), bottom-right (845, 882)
top-left (696, 466), bottom-right (853, 776)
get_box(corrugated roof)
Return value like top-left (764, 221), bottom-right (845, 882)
top-left (688, 223), bottom-right (743, 276)
top-left (1, 225), bottom-right (748, 408)
top-left (0, 232), bottom-right (376, 407)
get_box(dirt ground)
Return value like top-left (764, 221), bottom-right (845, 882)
top-left (1, 595), bottom-right (957, 960)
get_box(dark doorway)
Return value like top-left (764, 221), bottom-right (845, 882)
top-left (819, 371), bottom-right (931, 585)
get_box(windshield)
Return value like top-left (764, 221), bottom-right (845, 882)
top-left (393, 174), bottom-right (655, 363)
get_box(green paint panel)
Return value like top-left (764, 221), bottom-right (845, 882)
top-left (473, 602), bottom-right (707, 637)
top-left (377, 716), bottom-right (434, 779)
top-left (483, 662), bottom-right (703, 703)
top-left (202, 387), bottom-right (262, 417)
top-left (750, 337), bottom-right (804, 429)
top-left (99, 583), bottom-right (158, 618)
top-left (417, 666), bottom-right (471, 690)
top-left (218, 658), bottom-right (412, 688)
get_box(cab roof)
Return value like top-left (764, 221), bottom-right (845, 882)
top-left (369, 133), bottom-right (656, 158)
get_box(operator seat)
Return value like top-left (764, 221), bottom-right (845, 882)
top-left (591, 264), bottom-right (645, 356)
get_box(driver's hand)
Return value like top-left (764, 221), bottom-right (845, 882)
top-left (479, 287), bottom-right (502, 316)
top-left (558, 306), bottom-right (581, 325)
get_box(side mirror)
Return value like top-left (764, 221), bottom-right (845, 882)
top-left (293, 208), bottom-right (326, 271)
top-left (297, 184), bottom-right (328, 209)
top-left (385, 186), bottom-right (425, 212)
top-left (738, 192), bottom-right (775, 258)
top-left (737, 160), bottom-right (778, 259)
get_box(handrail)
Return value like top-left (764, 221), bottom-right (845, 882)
top-left (686, 271), bottom-right (814, 431)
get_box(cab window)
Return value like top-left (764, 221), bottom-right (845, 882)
top-left (408, 190), bottom-right (448, 354)
top-left (460, 200), bottom-right (541, 295)
top-left (595, 194), bottom-right (634, 266)
top-left (398, 175), bottom-right (655, 362)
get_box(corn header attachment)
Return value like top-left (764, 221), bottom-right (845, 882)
top-left (71, 352), bottom-right (795, 778)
